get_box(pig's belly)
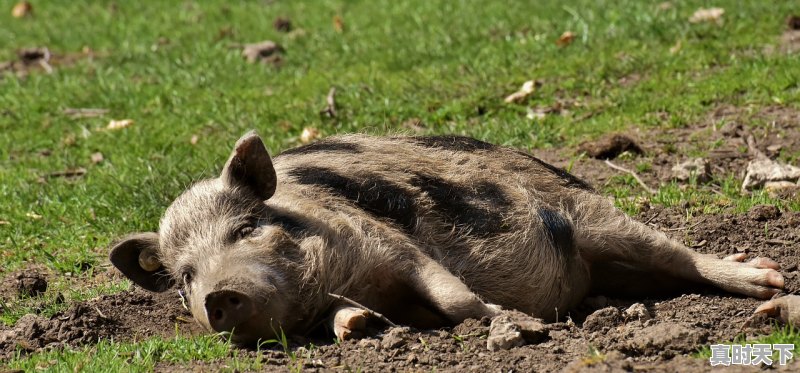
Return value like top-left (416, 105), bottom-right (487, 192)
top-left (440, 252), bottom-right (592, 321)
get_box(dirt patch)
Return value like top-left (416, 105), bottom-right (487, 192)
top-left (578, 133), bottom-right (644, 159)
top-left (0, 288), bottom-right (203, 360)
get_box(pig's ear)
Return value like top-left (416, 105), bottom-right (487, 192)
top-left (221, 131), bottom-right (277, 200)
top-left (109, 232), bottom-right (174, 292)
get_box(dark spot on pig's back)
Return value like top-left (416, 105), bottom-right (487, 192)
top-left (278, 139), bottom-right (363, 157)
top-left (267, 213), bottom-right (309, 238)
top-left (409, 136), bottom-right (496, 152)
top-left (537, 208), bottom-right (575, 255)
top-left (410, 173), bottom-right (511, 237)
top-left (287, 167), bottom-right (418, 232)
top-left (511, 151), bottom-right (594, 191)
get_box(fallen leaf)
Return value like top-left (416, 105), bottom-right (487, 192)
top-left (107, 119), bottom-right (134, 130)
top-left (190, 135), bottom-right (200, 145)
top-left (669, 40), bottom-right (682, 54)
top-left (504, 80), bottom-right (540, 103)
top-left (788, 15), bottom-right (800, 31)
top-left (526, 107), bottom-right (547, 120)
top-left (11, 1), bottom-right (32, 18)
top-left (63, 108), bottom-right (108, 119)
top-left (26, 212), bottom-right (42, 220)
top-left (320, 87), bottom-right (337, 118)
top-left (556, 31), bottom-right (575, 47)
top-left (0, 220), bottom-right (10, 225)
top-left (18, 47), bottom-right (52, 73)
top-left (47, 168), bottom-right (87, 179)
top-left (274, 17), bottom-right (292, 32)
top-left (241, 41), bottom-right (284, 65)
top-left (333, 15), bottom-right (345, 33)
top-left (90, 152), bottom-right (104, 164)
top-left (689, 7), bottom-right (724, 24)
top-left (300, 127), bottom-right (320, 144)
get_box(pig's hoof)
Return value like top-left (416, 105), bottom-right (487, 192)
top-left (716, 254), bottom-right (784, 299)
top-left (754, 295), bottom-right (800, 326)
top-left (724, 253), bottom-right (781, 270)
top-left (332, 306), bottom-right (369, 341)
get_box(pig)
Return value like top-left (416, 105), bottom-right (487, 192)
top-left (109, 131), bottom-right (785, 344)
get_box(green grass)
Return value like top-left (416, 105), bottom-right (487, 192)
top-left (4, 334), bottom-right (263, 372)
top-left (2, 0), bottom-right (800, 369)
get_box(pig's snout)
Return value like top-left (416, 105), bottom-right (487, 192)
top-left (205, 289), bottom-right (255, 333)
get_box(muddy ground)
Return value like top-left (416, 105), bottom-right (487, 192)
top-left (2, 105), bottom-right (800, 372)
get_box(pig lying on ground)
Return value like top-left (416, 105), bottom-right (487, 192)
top-left (110, 131), bottom-right (785, 344)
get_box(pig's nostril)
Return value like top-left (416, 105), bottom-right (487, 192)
top-left (205, 289), bottom-right (253, 332)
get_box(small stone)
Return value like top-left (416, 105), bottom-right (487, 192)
top-left (624, 303), bottom-right (652, 321)
top-left (486, 311), bottom-right (547, 351)
top-left (742, 159), bottom-right (800, 191)
top-left (671, 158), bottom-right (711, 183)
top-left (487, 315), bottom-right (523, 351)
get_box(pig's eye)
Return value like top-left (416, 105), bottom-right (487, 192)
top-left (236, 225), bottom-right (255, 240)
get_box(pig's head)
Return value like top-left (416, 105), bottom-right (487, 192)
top-left (110, 131), bottom-right (304, 344)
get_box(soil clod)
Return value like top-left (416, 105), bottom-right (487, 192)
top-left (16, 272), bottom-right (47, 298)
top-left (578, 134), bottom-right (643, 159)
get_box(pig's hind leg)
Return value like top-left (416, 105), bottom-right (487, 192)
top-left (574, 196), bottom-right (784, 299)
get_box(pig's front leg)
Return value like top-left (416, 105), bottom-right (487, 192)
top-left (407, 254), bottom-right (502, 323)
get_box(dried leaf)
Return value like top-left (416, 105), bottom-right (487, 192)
top-left (300, 127), bottom-right (320, 144)
top-left (669, 40), bottom-right (682, 54)
top-left (48, 168), bottom-right (87, 179)
top-left (26, 212), bottom-right (42, 220)
top-left (90, 152), bottom-right (104, 164)
top-left (504, 80), bottom-right (540, 103)
top-left (107, 119), bottom-right (134, 130)
top-left (11, 1), bottom-right (32, 18)
top-left (333, 15), bottom-right (345, 33)
top-left (241, 41), bottom-right (284, 65)
top-left (526, 108), bottom-right (547, 120)
top-left (63, 108), bottom-right (108, 119)
top-left (190, 135), bottom-right (199, 145)
top-left (274, 17), bottom-right (292, 32)
top-left (689, 7), bottom-right (724, 24)
top-left (556, 31), bottom-right (576, 47)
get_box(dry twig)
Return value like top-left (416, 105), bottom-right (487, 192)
top-left (320, 87), bottom-right (337, 118)
top-left (328, 292), bottom-right (397, 327)
top-left (603, 160), bottom-right (656, 194)
top-left (663, 221), bottom-right (702, 232)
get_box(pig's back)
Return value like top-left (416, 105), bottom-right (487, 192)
top-left (271, 135), bottom-right (593, 316)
